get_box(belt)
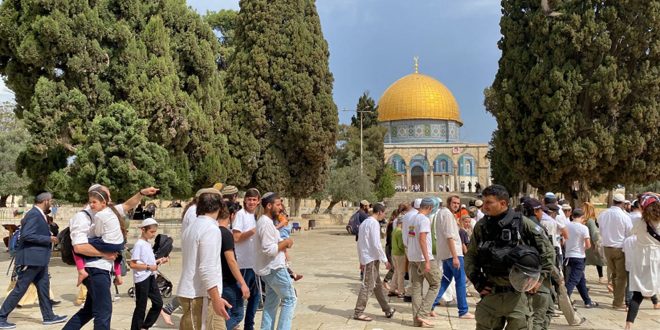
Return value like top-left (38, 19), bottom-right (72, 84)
top-left (493, 285), bottom-right (516, 293)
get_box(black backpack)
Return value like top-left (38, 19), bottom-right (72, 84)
top-left (59, 210), bottom-right (93, 266)
top-left (348, 211), bottom-right (361, 236)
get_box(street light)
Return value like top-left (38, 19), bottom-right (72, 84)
top-left (342, 107), bottom-right (375, 175)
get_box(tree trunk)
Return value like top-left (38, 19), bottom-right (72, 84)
top-left (324, 200), bottom-right (339, 214)
top-left (606, 189), bottom-right (614, 208)
top-left (312, 199), bottom-right (322, 214)
top-left (0, 195), bottom-right (8, 208)
top-left (291, 198), bottom-right (301, 216)
top-left (575, 181), bottom-right (591, 206)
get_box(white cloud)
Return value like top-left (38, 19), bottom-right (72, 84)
top-left (0, 78), bottom-right (15, 103)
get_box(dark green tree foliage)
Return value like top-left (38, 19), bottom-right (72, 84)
top-left (375, 165), bottom-right (396, 201)
top-left (52, 103), bottom-right (176, 201)
top-left (0, 0), bottom-right (235, 199)
top-left (487, 0), bottom-right (660, 194)
top-left (487, 128), bottom-right (522, 196)
top-left (0, 102), bottom-right (30, 206)
top-left (350, 91), bottom-right (379, 129)
top-left (226, 0), bottom-right (338, 197)
top-left (205, 9), bottom-right (238, 70)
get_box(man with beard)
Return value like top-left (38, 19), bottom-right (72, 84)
top-left (255, 192), bottom-right (296, 329)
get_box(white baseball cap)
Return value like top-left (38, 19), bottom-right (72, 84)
top-left (413, 198), bottom-right (423, 209)
top-left (139, 218), bottom-right (159, 228)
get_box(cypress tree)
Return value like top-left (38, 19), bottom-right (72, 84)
top-left (486, 0), bottom-right (660, 198)
top-left (226, 0), bottom-right (338, 197)
top-left (0, 0), bottom-right (233, 200)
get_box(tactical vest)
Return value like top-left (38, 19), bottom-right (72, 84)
top-left (477, 210), bottom-right (524, 277)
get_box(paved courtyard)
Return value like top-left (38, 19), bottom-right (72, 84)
top-left (1, 226), bottom-right (659, 329)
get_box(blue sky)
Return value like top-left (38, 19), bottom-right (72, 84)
top-left (1, 0), bottom-right (502, 143)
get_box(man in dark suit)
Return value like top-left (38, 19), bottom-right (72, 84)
top-left (0, 191), bottom-right (67, 329)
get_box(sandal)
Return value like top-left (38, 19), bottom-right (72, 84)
top-left (354, 314), bottom-right (373, 322)
top-left (584, 302), bottom-right (599, 308)
top-left (387, 291), bottom-right (400, 297)
top-left (414, 318), bottom-right (434, 328)
top-left (385, 308), bottom-right (396, 318)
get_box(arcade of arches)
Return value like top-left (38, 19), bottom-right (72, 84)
top-left (385, 146), bottom-right (489, 193)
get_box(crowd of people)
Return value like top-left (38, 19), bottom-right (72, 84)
top-left (0, 184), bottom-right (300, 330)
top-left (1, 182), bottom-right (658, 329)
top-left (351, 185), bottom-right (660, 329)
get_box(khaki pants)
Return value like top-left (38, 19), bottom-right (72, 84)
top-left (391, 254), bottom-right (407, 294)
top-left (206, 302), bottom-right (227, 330)
top-left (604, 247), bottom-right (627, 307)
top-left (409, 260), bottom-right (441, 321)
top-left (179, 297), bottom-right (204, 330)
top-left (354, 260), bottom-right (391, 316)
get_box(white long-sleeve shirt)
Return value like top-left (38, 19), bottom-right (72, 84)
top-left (598, 206), bottom-right (633, 248)
top-left (255, 214), bottom-right (286, 276)
top-left (356, 216), bottom-right (388, 265)
top-left (177, 215), bottom-right (222, 299)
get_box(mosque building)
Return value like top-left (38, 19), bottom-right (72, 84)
top-left (378, 60), bottom-right (490, 193)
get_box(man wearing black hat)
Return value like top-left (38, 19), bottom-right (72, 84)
top-left (465, 185), bottom-right (555, 329)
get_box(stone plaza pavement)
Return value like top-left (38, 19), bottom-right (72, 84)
top-left (0, 226), bottom-right (659, 329)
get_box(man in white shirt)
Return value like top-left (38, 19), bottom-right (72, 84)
top-left (407, 198), bottom-right (441, 328)
top-left (629, 200), bottom-right (642, 225)
top-left (598, 193), bottom-right (633, 309)
top-left (176, 188), bottom-right (230, 330)
top-left (564, 208), bottom-right (597, 308)
top-left (432, 205), bottom-right (474, 319)
top-left (353, 203), bottom-right (395, 321)
top-left (231, 188), bottom-right (261, 330)
top-left (255, 192), bottom-right (295, 330)
top-left (63, 184), bottom-right (159, 330)
top-left (540, 203), bottom-right (568, 266)
top-left (475, 199), bottom-right (485, 223)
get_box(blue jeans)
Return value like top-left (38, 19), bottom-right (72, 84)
top-left (223, 282), bottom-right (245, 330)
top-left (0, 265), bottom-right (55, 322)
top-left (63, 267), bottom-right (112, 330)
top-left (432, 257), bottom-right (469, 316)
top-left (565, 258), bottom-right (592, 305)
top-left (260, 268), bottom-right (296, 330)
top-left (241, 269), bottom-right (261, 330)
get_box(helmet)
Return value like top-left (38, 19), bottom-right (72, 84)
top-left (507, 245), bottom-right (542, 292)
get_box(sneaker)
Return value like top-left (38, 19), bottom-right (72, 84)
top-left (0, 320), bottom-right (16, 329)
top-left (43, 315), bottom-right (67, 325)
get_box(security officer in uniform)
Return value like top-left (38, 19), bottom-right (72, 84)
top-left (523, 198), bottom-right (555, 330)
top-left (465, 185), bottom-right (555, 329)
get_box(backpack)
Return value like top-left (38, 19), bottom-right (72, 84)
top-left (59, 210), bottom-right (93, 266)
top-left (8, 228), bottom-right (21, 257)
top-left (348, 211), bottom-right (361, 236)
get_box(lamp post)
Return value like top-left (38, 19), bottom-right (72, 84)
top-left (342, 108), bottom-right (375, 176)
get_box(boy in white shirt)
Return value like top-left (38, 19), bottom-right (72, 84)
top-left (564, 209), bottom-right (598, 308)
top-left (353, 203), bottom-right (396, 322)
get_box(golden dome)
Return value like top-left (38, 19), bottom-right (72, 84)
top-left (377, 72), bottom-right (462, 124)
